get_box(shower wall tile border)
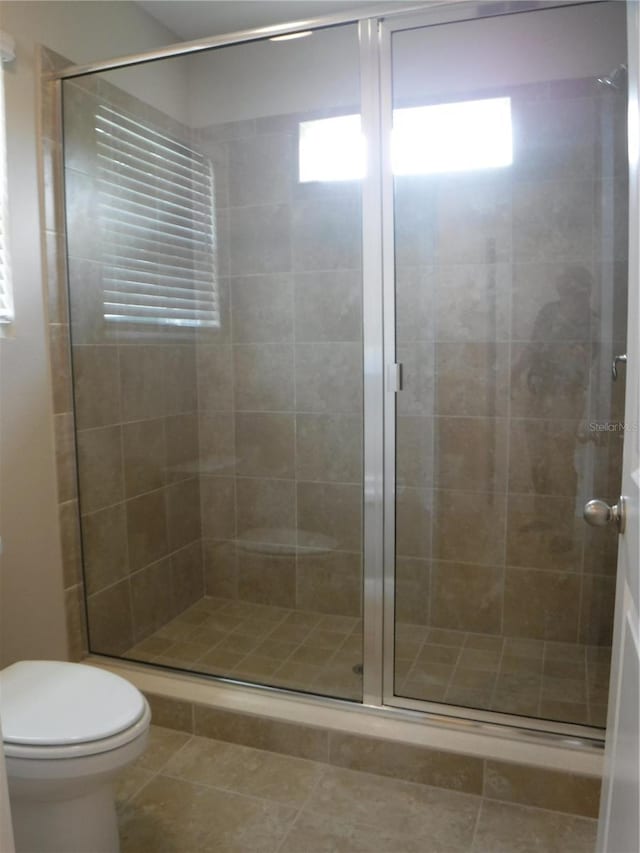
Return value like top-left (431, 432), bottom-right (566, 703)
top-left (40, 46), bottom-right (87, 661)
top-left (143, 691), bottom-right (601, 818)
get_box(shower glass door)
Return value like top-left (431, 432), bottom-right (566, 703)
top-left (386, 2), bottom-right (628, 727)
top-left (63, 23), bottom-right (365, 702)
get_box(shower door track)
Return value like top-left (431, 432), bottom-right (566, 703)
top-left (50, 0), bottom-right (621, 752)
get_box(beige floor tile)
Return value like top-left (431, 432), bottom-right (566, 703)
top-left (188, 624), bottom-right (229, 646)
top-left (234, 618), bottom-right (281, 639)
top-left (318, 614), bottom-right (360, 633)
top-left (128, 636), bottom-right (174, 659)
top-left (217, 633), bottom-right (262, 655)
top-left (503, 638), bottom-right (545, 659)
top-left (155, 619), bottom-right (198, 643)
top-left (499, 654), bottom-right (544, 676)
top-left (472, 801), bottom-right (597, 853)
top-left (136, 726), bottom-right (192, 773)
top-left (119, 775), bottom-right (217, 853)
top-left (280, 811), bottom-right (436, 853)
top-left (253, 605), bottom-right (290, 622)
top-left (405, 660), bottom-right (455, 686)
top-left (400, 680), bottom-right (448, 702)
top-left (464, 634), bottom-right (504, 652)
top-left (540, 700), bottom-right (589, 726)
top-left (457, 648), bottom-right (502, 671)
top-left (125, 597), bottom-right (607, 719)
top-left (199, 647), bottom-right (246, 670)
top-left (417, 644), bottom-right (461, 665)
top-left (120, 735), bottom-right (596, 853)
top-left (424, 628), bottom-right (467, 646)
top-left (171, 608), bottom-right (211, 627)
top-left (305, 627), bottom-right (349, 649)
top-left (290, 644), bottom-right (336, 666)
top-left (116, 764), bottom-right (154, 808)
top-left (253, 638), bottom-right (298, 659)
top-left (164, 736), bottom-right (323, 806)
top-left (283, 610), bottom-right (324, 629)
top-left (161, 640), bottom-right (211, 664)
top-left (224, 601), bottom-right (268, 620)
top-left (274, 659), bottom-right (323, 682)
top-left (268, 623), bottom-right (315, 644)
top-left (340, 632), bottom-right (364, 654)
top-left (229, 655), bottom-right (283, 679)
top-left (491, 688), bottom-right (541, 717)
top-left (303, 767), bottom-right (480, 849)
top-left (120, 774), bottom-right (295, 853)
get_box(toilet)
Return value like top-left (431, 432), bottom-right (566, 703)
top-left (0, 660), bottom-right (151, 853)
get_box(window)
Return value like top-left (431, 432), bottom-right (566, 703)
top-left (298, 97), bottom-right (513, 182)
top-left (299, 113), bottom-right (366, 182)
top-left (0, 37), bottom-right (14, 326)
top-left (96, 105), bottom-right (219, 329)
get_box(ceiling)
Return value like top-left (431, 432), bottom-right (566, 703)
top-left (136, 1), bottom-right (393, 41)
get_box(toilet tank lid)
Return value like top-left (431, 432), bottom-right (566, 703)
top-left (0, 661), bottom-right (146, 746)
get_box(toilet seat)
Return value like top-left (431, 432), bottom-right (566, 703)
top-left (0, 661), bottom-right (147, 758)
top-left (3, 705), bottom-right (151, 761)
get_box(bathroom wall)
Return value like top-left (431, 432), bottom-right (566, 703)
top-left (0, 0), bottom-right (181, 667)
top-left (194, 105), bottom-right (363, 617)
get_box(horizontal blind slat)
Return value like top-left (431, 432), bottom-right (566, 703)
top-left (97, 103), bottom-right (218, 330)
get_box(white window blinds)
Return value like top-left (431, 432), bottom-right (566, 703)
top-left (96, 104), bottom-right (219, 329)
top-left (0, 53), bottom-right (13, 326)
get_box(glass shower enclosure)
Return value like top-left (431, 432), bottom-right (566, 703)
top-left (61, 0), bottom-right (628, 736)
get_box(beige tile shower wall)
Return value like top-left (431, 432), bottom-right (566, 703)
top-left (394, 79), bottom-right (627, 647)
top-left (43, 63), bottom-right (208, 658)
top-left (195, 115), bottom-right (364, 618)
top-left (66, 76), bottom-right (206, 654)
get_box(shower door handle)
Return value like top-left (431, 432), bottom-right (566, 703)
top-left (612, 353), bottom-right (627, 381)
top-left (583, 497), bottom-right (626, 534)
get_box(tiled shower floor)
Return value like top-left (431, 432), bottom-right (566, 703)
top-left (116, 726), bottom-right (598, 853)
top-left (124, 597), bottom-right (610, 726)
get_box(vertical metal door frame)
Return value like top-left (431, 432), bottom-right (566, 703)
top-left (378, 18), bottom-right (399, 706)
top-left (359, 17), bottom-right (386, 706)
top-left (375, 0), bottom-right (622, 722)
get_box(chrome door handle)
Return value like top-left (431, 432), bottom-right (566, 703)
top-left (612, 354), bottom-right (627, 381)
top-left (583, 497), bottom-right (626, 534)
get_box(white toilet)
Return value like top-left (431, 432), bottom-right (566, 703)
top-left (0, 660), bottom-right (151, 853)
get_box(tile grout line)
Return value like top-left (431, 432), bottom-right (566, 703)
top-left (272, 763), bottom-right (329, 853)
top-left (120, 731), bottom-right (196, 807)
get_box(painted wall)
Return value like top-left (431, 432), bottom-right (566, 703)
top-left (0, 0), bottom-right (180, 667)
top-left (186, 1), bottom-right (626, 127)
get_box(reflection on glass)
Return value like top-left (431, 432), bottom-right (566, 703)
top-left (391, 3), bottom-right (627, 728)
top-left (97, 105), bottom-right (219, 330)
top-left (392, 98), bottom-right (512, 175)
top-left (298, 97), bottom-right (512, 182)
top-left (64, 24), bottom-right (365, 704)
top-left (299, 114), bottom-right (366, 182)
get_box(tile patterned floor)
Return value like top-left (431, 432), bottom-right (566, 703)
top-left (124, 596), bottom-right (610, 726)
top-left (125, 596), bottom-right (364, 700)
top-left (395, 625), bottom-right (611, 727)
top-left (117, 726), bottom-right (598, 853)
